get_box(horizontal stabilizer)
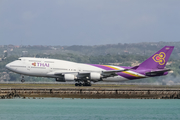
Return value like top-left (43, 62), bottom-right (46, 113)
top-left (145, 68), bottom-right (171, 76)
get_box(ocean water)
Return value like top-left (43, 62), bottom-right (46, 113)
top-left (0, 98), bottom-right (180, 120)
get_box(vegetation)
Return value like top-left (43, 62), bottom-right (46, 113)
top-left (1, 42), bottom-right (180, 83)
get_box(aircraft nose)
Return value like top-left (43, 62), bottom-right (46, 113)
top-left (5, 63), bottom-right (11, 70)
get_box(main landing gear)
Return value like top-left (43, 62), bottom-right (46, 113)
top-left (75, 81), bottom-right (91, 86)
top-left (21, 75), bottom-right (25, 83)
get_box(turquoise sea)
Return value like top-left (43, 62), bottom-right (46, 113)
top-left (0, 98), bottom-right (180, 120)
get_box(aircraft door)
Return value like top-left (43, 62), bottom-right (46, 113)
top-left (27, 61), bottom-right (31, 71)
top-left (78, 67), bottom-right (82, 72)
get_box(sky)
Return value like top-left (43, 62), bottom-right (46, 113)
top-left (0, 0), bottom-right (180, 46)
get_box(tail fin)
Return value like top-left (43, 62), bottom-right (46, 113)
top-left (137, 46), bottom-right (174, 70)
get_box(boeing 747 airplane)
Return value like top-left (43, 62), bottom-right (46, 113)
top-left (6, 46), bottom-right (174, 86)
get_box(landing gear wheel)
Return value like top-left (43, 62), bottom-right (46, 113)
top-left (21, 79), bottom-right (25, 83)
top-left (75, 82), bottom-right (83, 86)
top-left (87, 82), bottom-right (91, 86)
top-left (21, 75), bottom-right (25, 83)
top-left (83, 82), bottom-right (91, 86)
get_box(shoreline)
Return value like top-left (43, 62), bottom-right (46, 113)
top-left (0, 83), bottom-right (180, 99)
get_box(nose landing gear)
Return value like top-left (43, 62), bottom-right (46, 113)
top-left (21, 76), bottom-right (25, 83)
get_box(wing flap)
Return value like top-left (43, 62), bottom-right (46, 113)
top-left (102, 69), bottom-right (130, 74)
top-left (102, 69), bottom-right (131, 78)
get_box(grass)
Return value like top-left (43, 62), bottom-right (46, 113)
top-left (0, 83), bottom-right (180, 89)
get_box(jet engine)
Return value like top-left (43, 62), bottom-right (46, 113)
top-left (90, 72), bottom-right (101, 80)
top-left (56, 74), bottom-right (75, 82)
top-left (64, 74), bottom-right (75, 81)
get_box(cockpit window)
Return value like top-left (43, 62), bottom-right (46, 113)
top-left (18, 59), bottom-right (21, 61)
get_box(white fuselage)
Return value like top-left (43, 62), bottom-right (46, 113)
top-left (6, 57), bottom-right (146, 82)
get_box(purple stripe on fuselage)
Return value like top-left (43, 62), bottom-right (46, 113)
top-left (89, 64), bottom-right (114, 70)
top-left (117, 72), bottom-right (137, 80)
top-left (89, 64), bottom-right (138, 80)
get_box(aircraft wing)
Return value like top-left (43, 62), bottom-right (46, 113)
top-left (47, 69), bottom-right (131, 78)
top-left (55, 72), bottom-right (78, 76)
top-left (102, 69), bottom-right (130, 74)
top-left (77, 69), bottom-right (131, 76)
top-left (101, 69), bottom-right (131, 78)
top-left (47, 71), bottom-right (77, 76)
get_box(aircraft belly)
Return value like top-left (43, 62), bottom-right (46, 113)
top-left (102, 76), bottom-right (129, 82)
top-left (12, 68), bottom-right (27, 75)
top-left (18, 68), bottom-right (48, 77)
top-left (30, 70), bottom-right (47, 76)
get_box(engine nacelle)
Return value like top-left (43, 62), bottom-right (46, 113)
top-left (56, 74), bottom-right (75, 82)
top-left (64, 74), bottom-right (75, 81)
top-left (90, 72), bottom-right (101, 80)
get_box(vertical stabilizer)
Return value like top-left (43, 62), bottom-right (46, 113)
top-left (137, 46), bottom-right (174, 70)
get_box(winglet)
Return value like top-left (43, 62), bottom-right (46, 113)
top-left (137, 46), bottom-right (174, 70)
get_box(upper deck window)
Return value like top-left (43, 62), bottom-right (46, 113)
top-left (29, 60), bottom-right (41, 62)
top-left (45, 61), bottom-right (54, 63)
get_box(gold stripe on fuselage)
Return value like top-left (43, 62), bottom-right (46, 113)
top-left (103, 65), bottom-right (145, 78)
